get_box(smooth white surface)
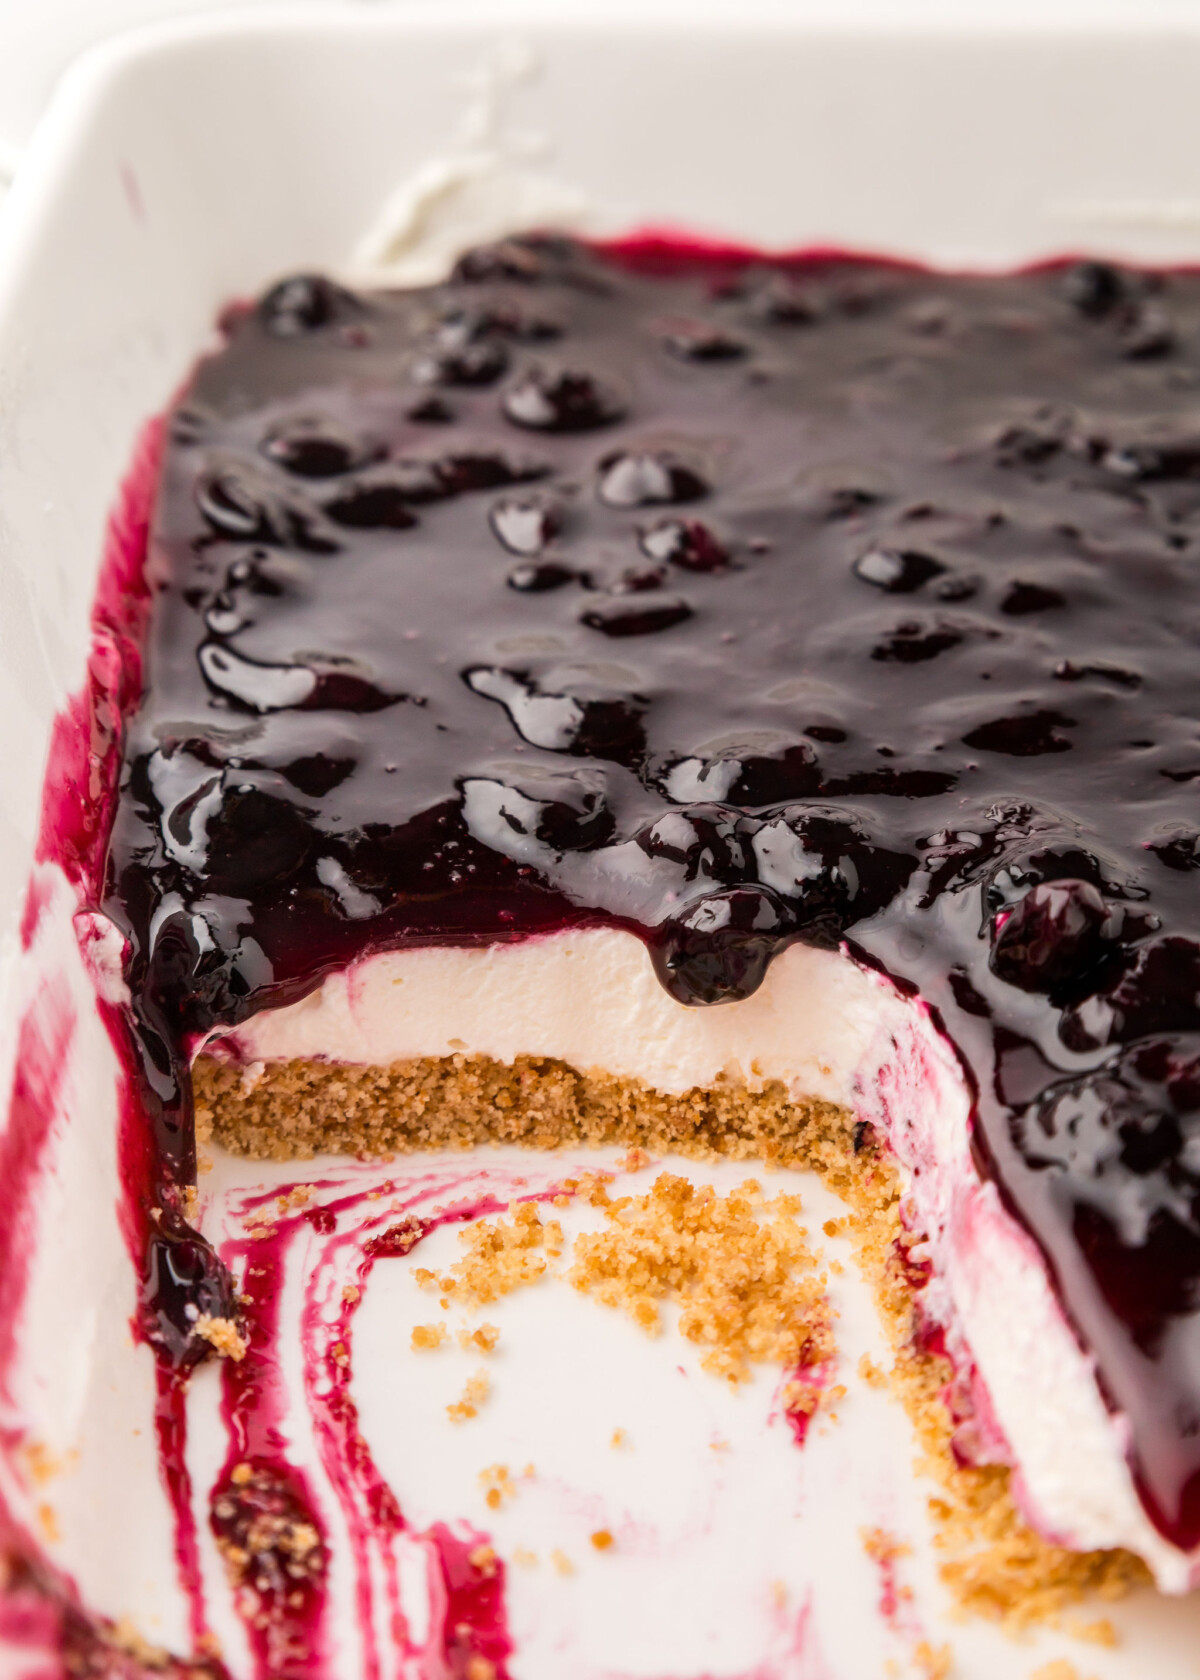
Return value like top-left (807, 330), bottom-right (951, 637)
top-left (4, 7), bottom-right (1200, 1676)
top-left (215, 929), bottom-right (879, 1108)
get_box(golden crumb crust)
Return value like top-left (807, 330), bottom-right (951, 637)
top-left (193, 1052), bottom-right (847, 1163)
top-left (194, 1050), bottom-right (1149, 1626)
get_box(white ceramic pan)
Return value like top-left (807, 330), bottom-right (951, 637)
top-left (5, 8), bottom-right (1200, 1676)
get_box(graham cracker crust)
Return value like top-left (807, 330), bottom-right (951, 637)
top-left (194, 1051), bottom-right (1149, 1628)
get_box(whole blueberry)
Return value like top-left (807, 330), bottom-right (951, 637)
top-left (991, 878), bottom-right (1111, 992)
top-left (651, 885), bottom-right (789, 1006)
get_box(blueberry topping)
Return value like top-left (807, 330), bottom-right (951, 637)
top-left (1001, 580), bottom-right (1065, 614)
top-left (871, 619), bottom-right (965, 663)
top-left (1119, 301), bottom-right (1175, 360)
top-left (452, 239), bottom-right (546, 284)
top-left (1101, 436), bottom-right (1200, 482)
top-left (262, 418), bottom-right (375, 479)
top-left (258, 273), bottom-right (365, 337)
top-left (597, 451), bottom-right (708, 508)
top-left (489, 494), bottom-right (560, 555)
top-left (195, 467), bottom-right (337, 552)
top-left (853, 547), bottom-right (945, 593)
top-left (463, 763), bottom-right (613, 854)
top-left (1062, 260), bottom-right (1126, 317)
top-left (639, 517), bottom-right (730, 572)
top-left (962, 710), bottom-right (1077, 756)
top-left (747, 273), bottom-right (821, 325)
top-left (412, 338), bottom-right (510, 387)
top-left (142, 1228), bottom-right (240, 1369)
top-left (435, 303), bottom-right (561, 345)
top-left (650, 886), bottom-right (789, 1006)
top-left (658, 318), bottom-right (748, 360)
top-left (210, 1462), bottom-right (325, 1608)
top-left (1150, 829), bottom-right (1200, 871)
top-left (990, 878), bottom-right (1112, 993)
top-left (323, 474), bottom-right (419, 530)
top-left (406, 394), bottom-right (456, 424)
top-left (103, 238), bottom-right (1200, 1555)
top-left (502, 366), bottom-right (626, 432)
top-left (635, 804), bottom-right (751, 882)
top-left (506, 561), bottom-right (576, 592)
top-left (439, 451), bottom-right (550, 492)
top-left (580, 594), bottom-right (693, 636)
top-left (196, 468), bottom-right (275, 539)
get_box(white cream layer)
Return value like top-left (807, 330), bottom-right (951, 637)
top-left (209, 925), bottom-right (1197, 1591)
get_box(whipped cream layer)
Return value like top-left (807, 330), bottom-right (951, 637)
top-left (209, 925), bottom-right (1195, 1590)
top-left (212, 927), bottom-right (872, 1106)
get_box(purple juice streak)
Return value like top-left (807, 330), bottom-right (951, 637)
top-left (155, 1366), bottom-right (217, 1660)
top-left (198, 1171), bottom-right (542, 1680)
top-left (0, 1000), bottom-right (73, 1408)
top-left (779, 1359), bottom-right (838, 1451)
top-left (212, 1223), bottom-right (331, 1679)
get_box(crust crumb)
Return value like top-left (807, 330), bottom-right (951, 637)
top-left (570, 1172), bottom-right (833, 1386)
top-left (276, 1184), bottom-right (314, 1213)
top-left (550, 1547), bottom-right (574, 1577)
top-left (21, 1442), bottom-right (75, 1487)
top-left (468, 1543), bottom-right (498, 1577)
top-left (419, 1202), bottom-right (563, 1307)
top-left (411, 1323), bottom-right (447, 1351)
top-left (110, 1616), bottom-right (171, 1671)
top-left (862, 1526), bottom-right (912, 1567)
top-left (459, 1323), bottom-right (501, 1354)
top-left (1065, 1616), bottom-right (1118, 1647)
top-left (447, 1370), bottom-right (489, 1423)
top-left (479, 1464), bottom-right (516, 1509)
top-left (858, 1354), bottom-right (889, 1389)
top-left (913, 1642), bottom-right (953, 1680)
top-left (194, 1314), bottom-right (248, 1362)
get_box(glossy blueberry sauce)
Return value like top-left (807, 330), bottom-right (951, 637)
top-left (99, 235), bottom-right (1200, 1554)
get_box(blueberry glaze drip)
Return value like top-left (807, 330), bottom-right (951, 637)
top-left (104, 235), bottom-right (1200, 1550)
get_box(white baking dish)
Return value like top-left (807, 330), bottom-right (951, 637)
top-left (5, 6), bottom-right (1200, 1676)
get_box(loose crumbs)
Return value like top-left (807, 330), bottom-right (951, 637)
top-left (415, 1201), bottom-right (564, 1307)
top-left (198, 1050), bottom-right (1149, 1626)
top-left (446, 1370), bottom-right (490, 1423)
top-left (479, 1464), bottom-right (517, 1510)
top-left (411, 1323), bottom-right (447, 1351)
top-left (569, 1173), bottom-right (834, 1389)
top-left (193, 1314), bottom-right (248, 1363)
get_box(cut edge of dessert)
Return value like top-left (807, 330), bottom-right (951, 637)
top-left (52, 227), bottom-right (1200, 1664)
top-left (189, 925), bottom-right (1158, 1622)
